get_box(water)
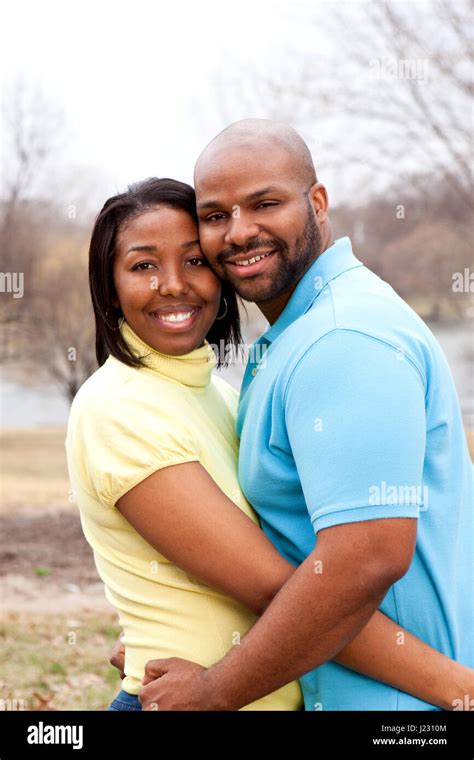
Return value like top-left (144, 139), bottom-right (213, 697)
top-left (0, 377), bottom-right (70, 428)
top-left (429, 321), bottom-right (473, 428)
top-left (0, 322), bottom-right (472, 429)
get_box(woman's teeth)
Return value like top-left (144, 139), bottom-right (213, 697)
top-left (157, 310), bottom-right (196, 323)
top-left (234, 251), bottom-right (273, 267)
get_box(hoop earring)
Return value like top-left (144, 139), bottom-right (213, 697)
top-left (215, 297), bottom-right (228, 321)
top-left (105, 309), bottom-right (124, 331)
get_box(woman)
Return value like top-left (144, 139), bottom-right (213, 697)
top-left (66, 177), bottom-right (471, 711)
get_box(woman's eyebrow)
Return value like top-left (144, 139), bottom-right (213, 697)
top-left (126, 244), bottom-right (157, 254)
top-left (125, 240), bottom-right (200, 255)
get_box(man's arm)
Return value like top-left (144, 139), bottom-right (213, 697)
top-left (199, 518), bottom-right (416, 709)
top-left (140, 332), bottom-right (431, 710)
top-left (141, 517), bottom-right (415, 710)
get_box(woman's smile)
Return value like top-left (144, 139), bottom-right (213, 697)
top-left (148, 303), bottom-right (202, 331)
top-left (113, 206), bottom-right (222, 356)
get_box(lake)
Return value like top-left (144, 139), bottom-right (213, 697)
top-left (0, 321), bottom-right (472, 429)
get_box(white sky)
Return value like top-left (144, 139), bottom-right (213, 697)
top-left (1, 0), bottom-right (317, 194)
top-left (0, 0), bottom-right (457, 209)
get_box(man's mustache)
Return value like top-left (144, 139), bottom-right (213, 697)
top-left (217, 238), bottom-right (286, 265)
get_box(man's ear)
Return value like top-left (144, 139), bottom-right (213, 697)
top-left (309, 182), bottom-right (329, 223)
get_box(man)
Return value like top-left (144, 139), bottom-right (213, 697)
top-left (140, 119), bottom-right (473, 710)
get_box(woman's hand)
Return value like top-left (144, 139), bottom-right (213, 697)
top-left (109, 635), bottom-right (126, 680)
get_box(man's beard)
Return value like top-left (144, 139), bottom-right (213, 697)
top-left (216, 202), bottom-right (322, 303)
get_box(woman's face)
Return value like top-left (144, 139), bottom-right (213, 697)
top-left (113, 206), bottom-right (221, 356)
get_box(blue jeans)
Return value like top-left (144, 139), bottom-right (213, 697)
top-left (108, 690), bottom-right (142, 711)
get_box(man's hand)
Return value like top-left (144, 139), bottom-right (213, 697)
top-left (139, 658), bottom-right (215, 711)
top-left (109, 635), bottom-right (126, 680)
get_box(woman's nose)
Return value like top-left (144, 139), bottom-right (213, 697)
top-left (157, 267), bottom-right (190, 297)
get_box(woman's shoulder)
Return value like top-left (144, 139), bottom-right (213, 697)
top-left (71, 356), bottom-right (131, 411)
top-left (69, 356), bottom-right (193, 431)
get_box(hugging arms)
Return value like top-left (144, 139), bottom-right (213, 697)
top-left (113, 459), bottom-right (471, 710)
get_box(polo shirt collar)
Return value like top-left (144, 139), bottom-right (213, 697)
top-left (262, 236), bottom-right (363, 345)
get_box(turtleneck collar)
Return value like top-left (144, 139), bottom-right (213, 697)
top-left (119, 320), bottom-right (217, 388)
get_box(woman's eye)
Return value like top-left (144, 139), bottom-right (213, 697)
top-left (132, 262), bottom-right (156, 271)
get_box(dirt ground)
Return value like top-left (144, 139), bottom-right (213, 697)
top-left (0, 427), bottom-right (111, 612)
top-left (1, 424), bottom-right (473, 612)
top-left (0, 510), bottom-right (111, 612)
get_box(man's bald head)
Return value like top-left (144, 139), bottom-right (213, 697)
top-left (193, 119), bottom-right (330, 315)
top-left (194, 118), bottom-right (317, 188)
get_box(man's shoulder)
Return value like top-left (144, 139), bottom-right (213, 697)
top-left (272, 273), bottom-right (434, 392)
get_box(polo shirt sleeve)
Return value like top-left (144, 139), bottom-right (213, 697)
top-left (69, 391), bottom-right (200, 509)
top-left (284, 329), bottom-right (427, 534)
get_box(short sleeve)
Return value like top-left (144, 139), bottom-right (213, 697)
top-left (284, 330), bottom-right (426, 534)
top-left (67, 391), bottom-right (200, 508)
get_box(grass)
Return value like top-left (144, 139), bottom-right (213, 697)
top-left (0, 427), bottom-right (71, 513)
top-left (0, 610), bottom-right (122, 711)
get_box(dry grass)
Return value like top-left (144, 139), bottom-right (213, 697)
top-left (0, 427), bottom-right (71, 514)
top-left (0, 610), bottom-right (121, 711)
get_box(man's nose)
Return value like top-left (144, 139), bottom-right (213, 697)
top-left (224, 215), bottom-right (260, 248)
top-left (157, 266), bottom-right (190, 297)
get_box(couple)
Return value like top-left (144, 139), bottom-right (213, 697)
top-left (66, 119), bottom-right (473, 711)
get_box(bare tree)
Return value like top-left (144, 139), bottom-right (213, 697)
top-left (213, 0), bottom-right (473, 315)
top-left (0, 78), bottom-right (98, 398)
top-left (216, 0), bottom-right (472, 207)
top-left (1, 77), bottom-right (66, 259)
top-left (25, 252), bottom-right (96, 402)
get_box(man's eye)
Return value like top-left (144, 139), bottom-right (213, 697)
top-left (256, 201), bottom-right (279, 209)
top-left (187, 257), bottom-right (207, 266)
top-left (132, 262), bottom-right (156, 271)
top-left (205, 213), bottom-right (226, 222)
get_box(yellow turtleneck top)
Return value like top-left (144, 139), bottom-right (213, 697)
top-left (65, 321), bottom-right (303, 710)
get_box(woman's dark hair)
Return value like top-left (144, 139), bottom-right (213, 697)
top-left (89, 177), bottom-right (242, 369)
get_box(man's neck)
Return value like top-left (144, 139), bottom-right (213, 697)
top-left (258, 237), bottom-right (334, 325)
top-left (258, 285), bottom-right (298, 326)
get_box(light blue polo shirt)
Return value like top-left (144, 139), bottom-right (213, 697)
top-left (236, 236), bottom-right (473, 711)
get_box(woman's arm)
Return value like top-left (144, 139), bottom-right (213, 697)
top-left (334, 612), bottom-right (473, 710)
top-left (116, 461), bottom-right (292, 614)
top-left (117, 461), bottom-right (472, 709)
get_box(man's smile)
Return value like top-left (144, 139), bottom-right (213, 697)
top-left (224, 250), bottom-right (277, 277)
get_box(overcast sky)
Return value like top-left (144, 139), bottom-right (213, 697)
top-left (0, 0), bottom-right (460, 209)
top-left (1, 0), bottom-right (314, 194)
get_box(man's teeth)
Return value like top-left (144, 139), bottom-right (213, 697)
top-left (157, 310), bottom-right (195, 323)
top-left (234, 251), bottom-right (273, 267)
